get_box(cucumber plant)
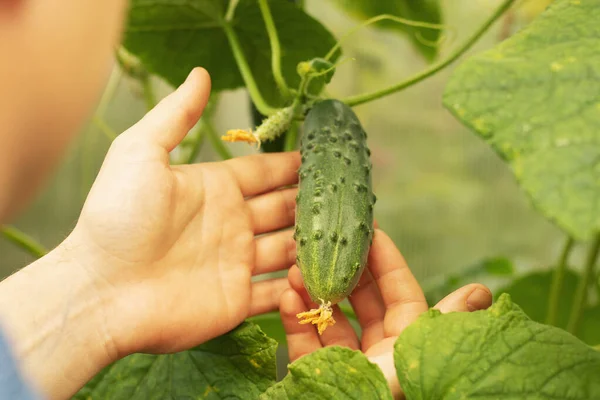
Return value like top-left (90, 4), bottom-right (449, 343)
top-left (3, 0), bottom-right (600, 398)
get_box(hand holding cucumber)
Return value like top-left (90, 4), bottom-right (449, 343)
top-left (280, 229), bottom-right (493, 399)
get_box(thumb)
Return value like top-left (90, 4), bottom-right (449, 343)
top-left (123, 67), bottom-right (211, 152)
top-left (433, 284), bottom-right (492, 314)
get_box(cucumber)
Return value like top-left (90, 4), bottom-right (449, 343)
top-left (295, 99), bottom-right (375, 334)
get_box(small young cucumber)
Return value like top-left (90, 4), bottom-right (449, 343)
top-left (295, 99), bottom-right (374, 334)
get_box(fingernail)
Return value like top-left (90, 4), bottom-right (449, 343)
top-left (466, 288), bottom-right (492, 312)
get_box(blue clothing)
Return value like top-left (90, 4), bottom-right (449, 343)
top-left (0, 329), bottom-right (40, 400)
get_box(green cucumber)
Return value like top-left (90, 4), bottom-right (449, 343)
top-left (295, 99), bottom-right (375, 334)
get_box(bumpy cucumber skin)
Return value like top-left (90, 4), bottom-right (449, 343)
top-left (295, 100), bottom-right (375, 304)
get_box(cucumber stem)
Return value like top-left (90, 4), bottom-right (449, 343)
top-left (546, 236), bottom-right (575, 325)
top-left (567, 233), bottom-right (600, 335)
top-left (223, 23), bottom-right (277, 116)
top-left (141, 73), bottom-right (157, 112)
top-left (1, 226), bottom-right (48, 259)
top-left (284, 121), bottom-right (299, 152)
top-left (342, 0), bottom-right (517, 107)
top-left (258, 0), bottom-right (291, 98)
top-left (325, 14), bottom-right (451, 61)
top-left (91, 116), bottom-right (118, 142)
top-left (206, 121), bottom-right (233, 160)
top-left (225, 0), bottom-right (240, 21)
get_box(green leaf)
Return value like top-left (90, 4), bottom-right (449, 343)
top-left (299, 58), bottom-right (336, 97)
top-left (73, 322), bottom-right (277, 400)
top-left (497, 268), bottom-right (580, 329)
top-left (260, 346), bottom-right (392, 399)
top-left (497, 268), bottom-right (600, 345)
top-left (443, 0), bottom-right (600, 241)
top-left (395, 293), bottom-right (600, 399)
top-left (482, 256), bottom-right (514, 276)
top-left (247, 312), bottom-right (287, 345)
top-left (331, 0), bottom-right (442, 61)
top-left (580, 306), bottom-right (600, 346)
top-left (123, 0), bottom-right (339, 106)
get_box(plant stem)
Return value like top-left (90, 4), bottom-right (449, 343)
top-left (223, 23), bottom-right (277, 116)
top-left (1, 226), bottom-right (48, 259)
top-left (325, 14), bottom-right (449, 61)
top-left (258, 0), bottom-right (291, 98)
top-left (284, 121), bottom-right (299, 151)
top-left (225, 0), bottom-right (240, 22)
top-left (183, 127), bottom-right (206, 164)
top-left (546, 236), bottom-right (575, 325)
top-left (206, 121), bottom-right (233, 160)
top-left (96, 65), bottom-right (123, 118)
top-left (342, 0), bottom-right (517, 107)
top-left (567, 233), bottom-right (600, 335)
top-left (141, 73), bottom-right (157, 111)
top-left (92, 116), bottom-right (118, 141)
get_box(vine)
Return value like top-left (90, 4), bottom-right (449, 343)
top-left (342, 0), bottom-right (517, 106)
top-left (324, 14), bottom-right (451, 61)
top-left (223, 23), bottom-right (277, 116)
top-left (258, 0), bottom-right (291, 99)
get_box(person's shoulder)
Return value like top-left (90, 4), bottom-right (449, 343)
top-left (0, 327), bottom-right (42, 400)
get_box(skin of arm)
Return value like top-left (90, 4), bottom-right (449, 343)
top-left (0, 241), bottom-right (119, 399)
top-left (0, 69), bottom-right (301, 400)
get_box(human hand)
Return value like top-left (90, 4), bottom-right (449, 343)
top-left (280, 229), bottom-right (492, 399)
top-left (69, 68), bottom-right (299, 355)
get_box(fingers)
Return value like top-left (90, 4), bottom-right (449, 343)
top-left (225, 152), bottom-right (300, 197)
top-left (254, 229), bottom-right (296, 276)
top-left (280, 288), bottom-right (323, 362)
top-left (288, 265), bottom-right (313, 304)
top-left (288, 266), bottom-right (360, 350)
top-left (318, 305), bottom-right (360, 350)
top-left (348, 268), bottom-right (386, 351)
top-left (247, 187), bottom-right (296, 235)
top-left (434, 284), bottom-right (492, 313)
top-left (248, 278), bottom-right (290, 317)
top-left (121, 68), bottom-right (211, 152)
top-left (368, 230), bottom-right (428, 337)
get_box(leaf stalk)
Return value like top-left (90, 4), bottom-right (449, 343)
top-left (1, 226), bottom-right (48, 259)
top-left (546, 236), bottom-right (575, 325)
top-left (258, 0), bottom-right (291, 99)
top-left (342, 0), bottom-right (517, 107)
top-left (222, 23), bottom-right (277, 116)
top-left (567, 233), bottom-right (600, 335)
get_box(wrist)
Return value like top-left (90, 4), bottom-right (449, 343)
top-left (0, 237), bottom-right (120, 399)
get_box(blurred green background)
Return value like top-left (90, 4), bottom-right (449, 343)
top-left (0, 0), bottom-right (571, 291)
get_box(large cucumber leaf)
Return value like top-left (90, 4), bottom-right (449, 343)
top-left (123, 0), bottom-right (339, 106)
top-left (73, 322), bottom-right (277, 400)
top-left (260, 346), bottom-right (392, 399)
top-left (444, 0), bottom-right (600, 240)
top-left (394, 293), bottom-right (600, 399)
top-left (330, 0), bottom-right (442, 61)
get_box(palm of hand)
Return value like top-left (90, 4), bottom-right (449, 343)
top-left (69, 68), bottom-right (300, 354)
top-left (74, 142), bottom-right (298, 353)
